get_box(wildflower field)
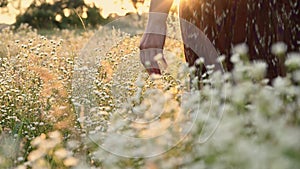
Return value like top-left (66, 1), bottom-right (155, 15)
top-left (0, 22), bottom-right (300, 169)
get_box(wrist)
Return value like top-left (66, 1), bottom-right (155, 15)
top-left (148, 12), bottom-right (168, 23)
top-left (145, 12), bottom-right (168, 35)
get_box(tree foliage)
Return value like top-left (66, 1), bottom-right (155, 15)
top-left (14, 0), bottom-right (109, 29)
top-left (0, 0), bottom-right (8, 7)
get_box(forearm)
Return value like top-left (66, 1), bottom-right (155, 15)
top-left (145, 0), bottom-right (174, 34)
top-left (149, 0), bottom-right (174, 13)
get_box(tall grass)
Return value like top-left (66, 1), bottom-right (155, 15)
top-left (0, 24), bottom-right (300, 169)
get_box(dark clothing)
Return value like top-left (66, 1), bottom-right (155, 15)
top-left (179, 0), bottom-right (299, 80)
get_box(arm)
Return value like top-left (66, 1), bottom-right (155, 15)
top-left (145, 0), bottom-right (174, 34)
top-left (139, 0), bottom-right (174, 74)
top-left (149, 0), bottom-right (174, 13)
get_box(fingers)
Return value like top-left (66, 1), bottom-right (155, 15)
top-left (146, 68), bottom-right (161, 75)
top-left (140, 48), bottom-right (164, 75)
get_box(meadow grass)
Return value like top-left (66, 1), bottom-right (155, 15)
top-left (0, 24), bottom-right (300, 169)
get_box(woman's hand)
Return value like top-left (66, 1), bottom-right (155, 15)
top-left (139, 12), bottom-right (168, 75)
top-left (139, 33), bottom-right (167, 74)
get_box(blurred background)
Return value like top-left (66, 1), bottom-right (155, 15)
top-left (0, 0), bottom-right (179, 29)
